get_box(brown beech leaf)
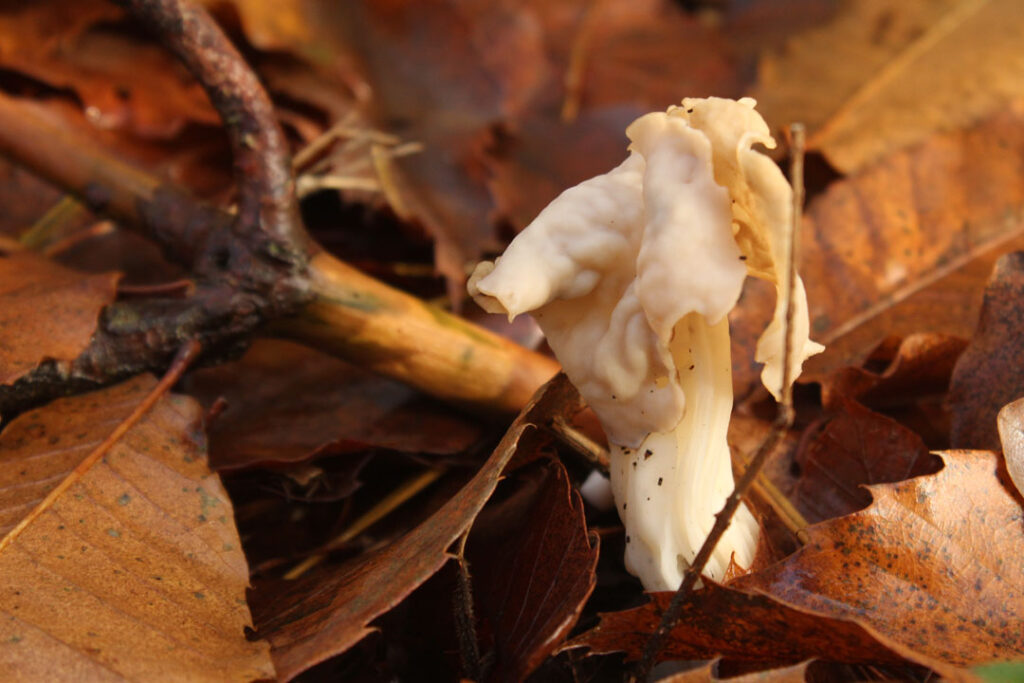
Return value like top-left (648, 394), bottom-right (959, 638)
top-left (182, 339), bottom-right (482, 470)
top-left (469, 459), bottom-right (598, 682)
top-left (740, 450), bottom-right (1024, 667)
top-left (0, 160), bottom-right (66, 239)
top-left (0, 251), bottom-right (119, 388)
top-left (0, 376), bottom-right (274, 681)
top-left (733, 106), bottom-right (1024, 393)
top-left (998, 398), bottom-right (1024, 498)
top-left (948, 252), bottom-right (1024, 450)
top-left (252, 374), bottom-right (579, 681)
top-left (487, 0), bottom-right (838, 233)
top-left (0, 0), bottom-right (219, 139)
top-left (526, 0), bottom-right (739, 114)
top-left (238, 0), bottom-right (547, 294)
top-left (565, 582), bottom-right (908, 666)
top-left (793, 398), bottom-right (939, 523)
top-left (820, 333), bottom-right (966, 409)
top-left (486, 106), bottom-right (645, 233)
top-left (756, 0), bottom-right (1024, 173)
top-left (661, 659), bottom-right (813, 682)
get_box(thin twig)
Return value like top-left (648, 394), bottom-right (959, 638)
top-left (282, 467), bottom-right (446, 580)
top-left (562, 0), bottom-right (597, 122)
top-left (453, 529), bottom-right (486, 681)
top-left (19, 196), bottom-right (91, 251)
top-left (549, 415), bottom-right (611, 473)
top-left (630, 125), bottom-right (806, 681)
top-left (0, 339), bottom-right (200, 553)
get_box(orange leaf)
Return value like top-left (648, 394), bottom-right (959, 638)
top-left (0, 251), bottom-right (119, 388)
top-left (732, 108), bottom-right (1024, 392)
top-left (0, 375), bottom-right (274, 681)
top-left (756, 0), bottom-right (1024, 173)
top-left (740, 450), bottom-right (1024, 666)
top-left (949, 252), bottom-right (1024, 450)
top-left (253, 374), bottom-right (579, 681)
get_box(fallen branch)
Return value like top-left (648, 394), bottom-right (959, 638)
top-left (0, 0), bottom-right (558, 417)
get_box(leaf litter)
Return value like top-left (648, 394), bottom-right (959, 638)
top-left (5, 0), bottom-right (1024, 680)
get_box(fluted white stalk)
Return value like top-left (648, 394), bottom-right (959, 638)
top-left (470, 97), bottom-right (822, 590)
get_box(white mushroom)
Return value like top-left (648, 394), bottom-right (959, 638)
top-left (470, 97), bottom-right (822, 590)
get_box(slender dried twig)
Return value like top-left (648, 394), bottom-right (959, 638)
top-left (630, 124), bottom-right (807, 681)
top-left (282, 467), bottom-right (446, 580)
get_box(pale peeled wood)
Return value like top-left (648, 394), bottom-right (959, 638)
top-left (277, 250), bottom-right (560, 415)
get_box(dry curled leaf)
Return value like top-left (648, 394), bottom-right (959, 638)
top-left (660, 659), bottom-right (813, 683)
top-left (949, 252), bottom-right (1024, 450)
top-left (793, 397), bottom-right (940, 523)
top-left (252, 374), bottom-right (578, 681)
top-left (0, 251), bottom-right (119, 388)
top-left (733, 107), bottom-right (1024, 393)
top-left (182, 339), bottom-right (482, 470)
top-left (820, 333), bottom-right (966, 409)
top-left (740, 450), bottom-right (1024, 667)
top-left (0, 0), bottom-right (219, 139)
top-left (0, 376), bottom-right (273, 681)
top-left (565, 582), bottom-right (909, 666)
top-left (468, 458), bottom-right (598, 682)
top-left (998, 398), bottom-right (1024, 498)
top-left (757, 0), bottom-right (1024, 173)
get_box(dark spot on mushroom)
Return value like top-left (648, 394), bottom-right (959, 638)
top-left (644, 449), bottom-right (653, 459)
top-left (626, 535), bottom-right (631, 543)
top-left (739, 255), bottom-right (747, 261)
top-left (688, 364), bottom-right (695, 370)
top-left (658, 477), bottom-right (663, 486)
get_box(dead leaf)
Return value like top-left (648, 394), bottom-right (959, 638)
top-left (0, 160), bottom-right (66, 239)
top-left (250, 0), bottom-right (548, 295)
top-left (486, 106), bottom-right (644, 233)
top-left (740, 450), bottom-right (1024, 666)
top-left (756, 0), bottom-right (1024, 173)
top-left (733, 107), bottom-right (1024, 393)
top-left (0, 251), bottom-right (119, 387)
top-left (203, 0), bottom-right (319, 54)
top-left (998, 398), bottom-right (1024, 498)
top-left (820, 333), bottom-right (966, 409)
top-left (182, 339), bottom-right (482, 470)
top-left (661, 659), bottom-right (813, 682)
top-left (252, 374), bottom-right (578, 681)
top-left (949, 252), bottom-right (1024, 450)
top-left (565, 581), bottom-right (908, 666)
top-left (468, 459), bottom-right (598, 682)
top-left (0, 375), bottom-right (274, 681)
top-left (527, 0), bottom-right (740, 114)
top-left (0, 1), bottom-right (219, 139)
top-left (793, 397), bottom-right (939, 523)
